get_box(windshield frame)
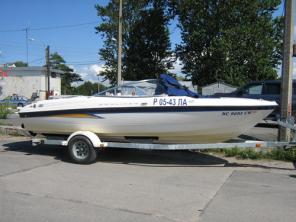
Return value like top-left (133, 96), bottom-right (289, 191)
top-left (94, 79), bottom-right (157, 97)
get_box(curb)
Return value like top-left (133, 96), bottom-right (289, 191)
top-left (0, 125), bottom-right (29, 137)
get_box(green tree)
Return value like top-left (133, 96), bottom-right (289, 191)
top-left (72, 81), bottom-right (106, 96)
top-left (9, 61), bottom-right (28, 67)
top-left (172, 0), bottom-right (283, 86)
top-left (95, 0), bottom-right (148, 84)
top-left (95, 0), bottom-right (172, 84)
top-left (49, 52), bottom-right (82, 94)
top-left (124, 1), bottom-right (173, 80)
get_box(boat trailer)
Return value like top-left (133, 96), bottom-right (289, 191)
top-left (31, 119), bottom-right (296, 164)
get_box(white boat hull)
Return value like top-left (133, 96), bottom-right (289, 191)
top-left (20, 97), bottom-right (275, 143)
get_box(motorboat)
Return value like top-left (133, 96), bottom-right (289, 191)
top-left (18, 74), bottom-right (277, 144)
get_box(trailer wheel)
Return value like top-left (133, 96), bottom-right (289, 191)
top-left (68, 136), bottom-right (97, 164)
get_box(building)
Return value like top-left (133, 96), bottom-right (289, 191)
top-left (179, 81), bottom-right (197, 92)
top-left (202, 81), bottom-right (237, 96)
top-left (0, 66), bottom-right (62, 100)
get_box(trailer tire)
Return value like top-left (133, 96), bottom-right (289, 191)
top-left (68, 136), bottom-right (97, 164)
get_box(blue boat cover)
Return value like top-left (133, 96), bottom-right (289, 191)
top-left (155, 74), bottom-right (199, 98)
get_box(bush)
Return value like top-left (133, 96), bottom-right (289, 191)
top-left (0, 103), bottom-right (11, 119)
top-left (204, 147), bottom-right (296, 162)
top-left (224, 147), bottom-right (240, 157)
top-left (268, 148), bottom-right (296, 162)
top-left (237, 149), bottom-right (263, 160)
top-left (207, 147), bottom-right (296, 162)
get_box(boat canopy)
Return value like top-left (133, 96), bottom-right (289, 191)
top-left (155, 74), bottom-right (199, 98)
top-left (95, 74), bottom-right (199, 97)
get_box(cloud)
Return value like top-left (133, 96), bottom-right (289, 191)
top-left (90, 64), bottom-right (106, 75)
top-left (73, 64), bottom-right (106, 82)
top-left (169, 58), bottom-right (183, 74)
top-left (74, 59), bottom-right (185, 83)
top-left (278, 60), bottom-right (296, 79)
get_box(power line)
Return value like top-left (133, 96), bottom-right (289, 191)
top-left (29, 57), bottom-right (44, 64)
top-left (0, 41), bottom-right (98, 56)
top-left (67, 60), bottom-right (98, 64)
top-left (0, 28), bottom-right (24, 33)
top-left (67, 62), bottom-right (99, 66)
top-left (0, 21), bottom-right (98, 33)
top-left (0, 42), bottom-right (24, 47)
top-left (31, 21), bottom-right (97, 31)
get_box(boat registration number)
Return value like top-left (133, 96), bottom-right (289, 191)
top-left (153, 98), bottom-right (187, 106)
top-left (222, 111), bottom-right (254, 116)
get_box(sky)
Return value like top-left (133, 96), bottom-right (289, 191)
top-left (0, 0), bottom-right (295, 83)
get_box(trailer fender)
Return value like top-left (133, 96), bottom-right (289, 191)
top-left (65, 131), bottom-right (104, 148)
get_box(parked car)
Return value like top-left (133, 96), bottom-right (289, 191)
top-left (214, 80), bottom-right (296, 120)
top-left (0, 95), bottom-right (30, 107)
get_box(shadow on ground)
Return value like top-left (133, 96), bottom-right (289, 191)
top-left (2, 141), bottom-right (295, 170)
top-left (2, 141), bottom-right (66, 161)
top-left (2, 141), bottom-right (227, 166)
top-left (224, 162), bottom-right (295, 171)
top-left (97, 149), bottom-right (228, 167)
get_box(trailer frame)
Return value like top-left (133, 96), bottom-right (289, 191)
top-left (31, 118), bottom-right (296, 164)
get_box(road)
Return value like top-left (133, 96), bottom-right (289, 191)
top-left (0, 136), bottom-right (295, 222)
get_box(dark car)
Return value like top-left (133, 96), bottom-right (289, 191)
top-left (0, 95), bottom-right (30, 107)
top-left (214, 80), bottom-right (296, 120)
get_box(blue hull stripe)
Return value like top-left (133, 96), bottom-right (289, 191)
top-left (19, 105), bottom-right (276, 118)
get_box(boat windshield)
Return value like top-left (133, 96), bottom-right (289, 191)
top-left (93, 74), bottom-right (199, 98)
top-left (94, 79), bottom-right (158, 97)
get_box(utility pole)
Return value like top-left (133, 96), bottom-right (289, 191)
top-left (117, 0), bottom-right (123, 86)
top-left (25, 27), bottom-right (29, 65)
top-left (279, 0), bottom-right (295, 141)
top-left (45, 45), bottom-right (50, 99)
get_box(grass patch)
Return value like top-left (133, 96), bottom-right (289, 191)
top-left (225, 148), bottom-right (264, 160)
top-left (0, 103), bottom-right (12, 119)
top-left (206, 147), bottom-right (296, 162)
